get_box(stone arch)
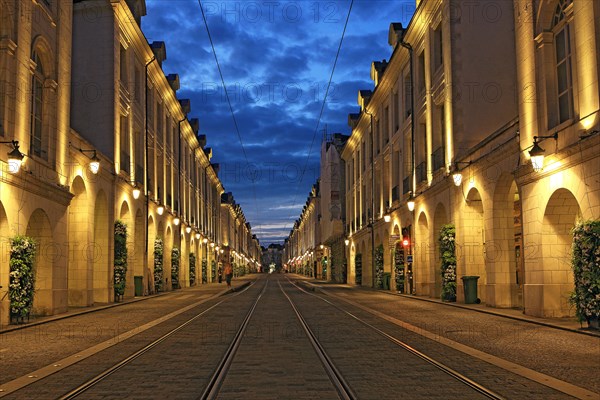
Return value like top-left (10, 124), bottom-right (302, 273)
top-left (390, 224), bottom-right (403, 293)
top-left (93, 190), bottom-right (110, 303)
top-left (535, 0), bottom-right (569, 34)
top-left (360, 239), bottom-right (371, 287)
top-left (489, 174), bottom-right (522, 308)
top-left (392, 224), bottom-right (401, 238)
top-left (30, 35), bottom-right (55, 79)
top-left (26, 209), bottom-right (55, 316)
top-left (349, 242), bottom-right (356, 284)
top-left (416, 211), bottom-right (430, 296)
top-left (383, 228), bottom-right (391, 275)
top-left (432, 203), bottom-right (448, 298)
top-left (147, 215), bottom-right (156, 294)
top-left (460, 187), bottom-right (486, 303)
top-left (165, 225), bottom-right (172, 290)
top-left (538, 188), bottom-right (580, 317)
top-left (119, 200), bottom-right (130, 221)
top-left (133, 208), bottom-right (144, 295)
top-left (118, 200), bottom-right (132, 297)
top-left (68, 176), bottom-right (91, 306)
top-left (0, 201), bottom-right (9, 325)
top-left (178, 229), bottom-right (188, 288)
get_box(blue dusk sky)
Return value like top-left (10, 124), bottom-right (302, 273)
top-left (142, 0), bottom-right (415, 245)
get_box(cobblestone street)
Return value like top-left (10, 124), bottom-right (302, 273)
top-left (1, 274), bottom-right (597, 399)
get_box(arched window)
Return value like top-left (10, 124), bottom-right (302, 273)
top-left (30, 51), bottom-right (46, 159)
top-left (552, 0), bottom-right (573, 124)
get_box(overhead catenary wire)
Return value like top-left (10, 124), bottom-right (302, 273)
top-left (197, 0), bottom-right (263, 245)
top-left (284, 0), bottom-right (354, 239)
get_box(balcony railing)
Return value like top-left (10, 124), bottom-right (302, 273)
top-left (402, 177), bottom-right (410, 194)
top-left (432, 147), bottom-right (444, 171)
top-left (416, 162), bottom-right (427, 183)
top-left (121, 151), bottom-right (130, 174)
top-left (136, 164), bottom-right (144, 184)
top-left (392, 185), bottom-right (399, 203)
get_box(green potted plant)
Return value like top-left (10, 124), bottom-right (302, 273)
top-left (189, 253), bottom-right (196, 286)
top-left (355, 253), bottom-right (362, 285)
top-left (202, 259), bottom-right (207, 284)
top-left (171, 247), bottom-right (180, 289)
top-left (375, 245), bottom-right (384, 289)
top-left (153, 238), bottom-right (163, 292)
top-left (9, 235), bottom-right (37, 324)
top-left (439, 224), bottom-right (457, 302)
top-left (570, 220), bottom-right (600, 329)
top-left (394, 244), bottom-right (405, 293)
top-left (114, 220), bottom-right (128, 302)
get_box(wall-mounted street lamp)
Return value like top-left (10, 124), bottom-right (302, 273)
top-left (157, 201), bottom-right (165, 215)
top-left (1, 140), bottom-right (24, 174)
top-left (173, 216), bottom-right (180, 226)
top-left (529, 133), bottom-right (558, 172)
top-left (71, 143), bottom-right (100, 174)
top-left (195, 232), bottom-right (201, 240)
top-left (132, 182), bottom-right (141, 199)
top-left (383, 213), bottom-right (391, 223)
top-left (451, 161), bottom-right (472, 187)
top-left (202, 238), bottom-right (208, 244)
top-left (407, 191), bottom-right (415, 212)
top-left (345, 238), bottom-right (350, 246)
top-left (185, 226), bottom-right (192, 234)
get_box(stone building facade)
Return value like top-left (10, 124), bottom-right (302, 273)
top-left (319, 133), bottom-right (349, 282)
top-left (283, 182), bottom-right (320, 277)
top-left (286, 0), bottom-right (599, 319)
top-left (0, 0), bottom-right (257, 326)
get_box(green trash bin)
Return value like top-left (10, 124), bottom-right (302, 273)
top-left (382, 272), bottom-right (391, 290)
top-left (134, 276), bottom-right (144, 297)
top-left (461, 276), bottom-right (480, 304)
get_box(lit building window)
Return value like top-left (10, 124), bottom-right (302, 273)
top-left (552, 0), bottom-right (573, 125)
top-left (30, 51), bottom-right (46, 160)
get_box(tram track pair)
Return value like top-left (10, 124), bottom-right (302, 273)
top-left (7, 275), bottom-right (520, 399)
top-left (56, 281), bottom-right (259, 400)
top-left (285, 277), bottom-right (506, 400)
top-left (199, 277), bottom-right (356, 400)
top-left (56, 275), bottom-right (354, 400)
top-left (57, 275), bottom-right (501, 400)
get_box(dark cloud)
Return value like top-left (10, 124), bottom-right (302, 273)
top-left (143, 0), bottom-right (413, 244)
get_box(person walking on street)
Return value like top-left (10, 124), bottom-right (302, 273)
top-left (224, 261), bottom-right (233, 288)
top-left (217, 264), bottom-right (223, 284)
top-left (221, 246), bottom-right (233, 289)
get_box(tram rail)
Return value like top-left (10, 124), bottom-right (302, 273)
top-left (286, 277), bottom-right (505, 400)
top-left (57, 281), bottom-right (257, 400)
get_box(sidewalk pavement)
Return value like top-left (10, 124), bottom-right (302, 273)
top-left (302, 276), bottom-right (599, 337)
top-left (0, 276), bottom-right (255, 335)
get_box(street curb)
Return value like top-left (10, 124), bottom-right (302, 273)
top-left (0, 294), bottom-right (160, 335)
top-left (0, 280), bottom-right (253, 335)
top-left (303, 280), bottom-right (600, 338)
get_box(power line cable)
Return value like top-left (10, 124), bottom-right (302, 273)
top-left (197, 0), bottom-right (263, 247)
top-left (284, 0), bottom-right (354, 242)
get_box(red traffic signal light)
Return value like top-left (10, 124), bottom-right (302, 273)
top-left (402, 238), bottom-right (410, 247)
